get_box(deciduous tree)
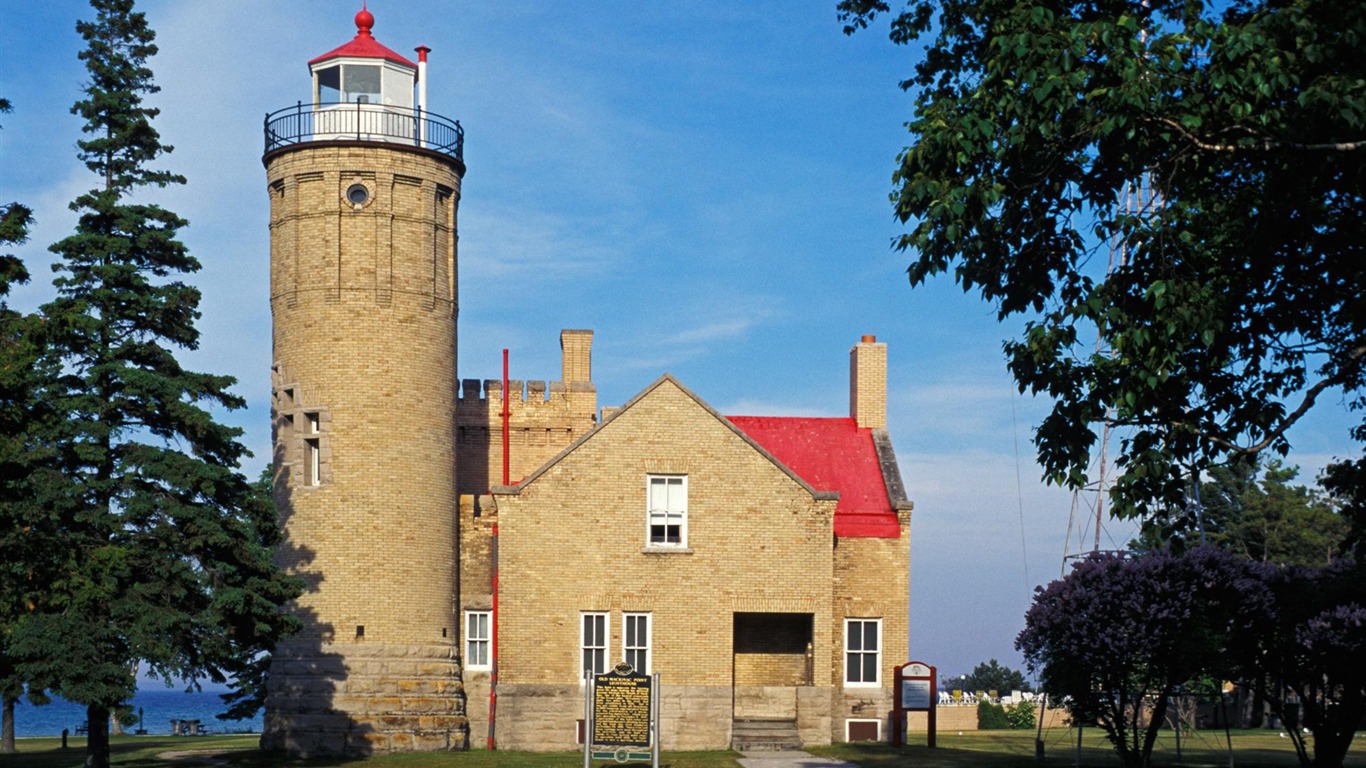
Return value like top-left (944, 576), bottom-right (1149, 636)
top-left (1235, 562), bottom-right (1366, 768)
top-left (838, 0), bottom-right (1366, 527)
top-left (6, 4), bottom-right (301, 767)
top-left (1017, 548), bottom-right (1268, 768)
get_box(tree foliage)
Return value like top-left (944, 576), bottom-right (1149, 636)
top-left (1020, 547), bottom-right (1366, 768)
top-left (961, 658), bottom-right (1030, 695)
top-left (1236, 562), bottom-right (1366, 768)
top-left (4, 3), bottom-right (301, 767)
top-left (1017, 548), bottom-right (1269, 768)
top-left (1137, 457), bottom-right (1348, 564)
top-left (0, 95), bottom-right (42, 757)
top-left (838, 0), bottom-right (1366, 527)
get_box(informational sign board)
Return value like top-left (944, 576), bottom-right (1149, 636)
top-left (894, 660), bottom-right (937, 749)
top-left (592, 671), bottom-right (652, 747)
top-left (901, 677), bottom-right (932, 710)
top-left (583, 663), bottom-right (660, 768)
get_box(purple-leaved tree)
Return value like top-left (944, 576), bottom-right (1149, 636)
top-left (1238, 562), bottom-right (1366, 768)
top-left (1017, 548), bottom-right (1270, 768)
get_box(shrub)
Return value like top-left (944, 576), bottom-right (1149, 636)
top-left (1006, 700), bottom-right (1036, 729)
top-left (977, 700), bottom-right (1010, 730)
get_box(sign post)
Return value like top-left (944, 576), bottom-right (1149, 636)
top-left (894, 661), bottom-right (937, 748)
top-left (583, 662), bottom-right (659, 767)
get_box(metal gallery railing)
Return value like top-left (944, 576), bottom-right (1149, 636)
top-left (264, 101), bottom-right (463, 162)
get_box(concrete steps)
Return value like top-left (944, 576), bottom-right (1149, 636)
top-left (732, 718), bottom-right (801, 751)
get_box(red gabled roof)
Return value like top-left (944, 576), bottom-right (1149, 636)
top-left (728, 416), bottom-right (901, 538)
top-left (309, 7), bottom-right (418, 70)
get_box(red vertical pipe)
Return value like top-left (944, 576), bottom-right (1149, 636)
top-left (489, 349), bottom-right (509, 750)
top-left (502, 349), bottom-right (510, 486)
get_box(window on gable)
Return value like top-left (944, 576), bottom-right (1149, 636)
top-left (465, 611), bottom-right (490, 670)
top-left (581, 612), bottom-right (608, 678)
top-left (623, 613), bottom-right (651, 675)
top-left (647, 475), bottom-right (687, 547)
top-left (844, 618), bottom-right (882, 686)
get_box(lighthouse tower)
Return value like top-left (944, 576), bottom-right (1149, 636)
top-left (261, 6), bottom-right (466, 755)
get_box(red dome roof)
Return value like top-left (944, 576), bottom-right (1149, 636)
top-left (308, 4), bottom-right (417, 70)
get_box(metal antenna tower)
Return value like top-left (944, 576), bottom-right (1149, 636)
top-left (1061, 173), bottom-right (1161, 571)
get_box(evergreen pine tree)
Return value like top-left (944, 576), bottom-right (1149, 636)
top-left (0, 95), bottom-right (41, 757)
top-left (7, 4), bottom-right (301, 767)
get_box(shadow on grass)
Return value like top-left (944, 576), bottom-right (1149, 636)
top-left (810, 729), bottom-right (1363, 768)
top-left (0, 735), bottom-right (267, 768)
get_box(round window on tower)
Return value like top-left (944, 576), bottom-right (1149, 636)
top-left (345, 183), bottom-right (371, 208)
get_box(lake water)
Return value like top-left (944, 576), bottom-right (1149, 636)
top-left (10, 688), bottom-right (263, 738)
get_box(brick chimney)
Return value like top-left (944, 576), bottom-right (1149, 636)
top-left (850, 334), bottom-right (887, 430)
top-left (561, 329), bottom-right (593, 385)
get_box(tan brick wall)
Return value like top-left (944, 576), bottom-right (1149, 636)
top-left (830, 518), bottom-right (911, 743)
top-left (489, 378), bottom-right (840, 749)
top-left (455, 375), bottom-right (596, 496)
top-left (904, 705), bottom-right (1071, 732)
top-left (457, 494), bottom-right (496, 746)
top-left (264, 142), bottom-right (466, 755)
top-left (454, 331), bottom-right (597, 497)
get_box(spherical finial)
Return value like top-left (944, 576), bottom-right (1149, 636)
top-left (355, 2), bottom-right (374, 37)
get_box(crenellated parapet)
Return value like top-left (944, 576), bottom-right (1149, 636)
top-left (454, 330), bottom-right (598, 496)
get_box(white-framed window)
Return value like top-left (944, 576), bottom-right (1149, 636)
top-left (623, 613), bottom-right (651, 675)
top-left (305, 412), bottom-right (321, 487)
top-left (465, 611), bottom-right (490, 670)
top-left (646, 475), bottom-right (687, 547)
top-left (581, 612), bottom-right (608, 678)
top-left (844, 618), bottom-right (882, 687)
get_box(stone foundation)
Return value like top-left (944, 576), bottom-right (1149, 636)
top-left (490, 683), bottom-right (833, 751)
top-left (262, 642), bottom-right (468, 756)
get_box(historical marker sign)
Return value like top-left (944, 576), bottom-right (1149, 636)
top-left (894, 660), bottom-right (938, 749)
top-left (592, 666), bottom-right (652, 748)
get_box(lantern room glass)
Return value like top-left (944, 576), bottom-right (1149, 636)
top-left (342, 65), bottom-right (382, 104)
top-left (313, 64), bottom-right (384, 105)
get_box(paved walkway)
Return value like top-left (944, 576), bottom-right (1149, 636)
top-left (738, 751), bottom-right (860, 768)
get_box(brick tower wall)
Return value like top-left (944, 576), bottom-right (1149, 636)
top-left (263, 142), bottom-right (467, 756)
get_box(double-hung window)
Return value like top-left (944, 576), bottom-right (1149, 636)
top-left (581, 612), bottom-right (608, 678)
top-left (844, 618), bottom-right (882, 686)
top-left (465, 611), bottom-right (490, 670)
top-left (623, 613), bottom-right (651, 675)
top-left (647, 475), bottom-right (687, 547)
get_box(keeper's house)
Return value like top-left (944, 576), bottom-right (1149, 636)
top-left (457, 334), bottom-right (912, 750)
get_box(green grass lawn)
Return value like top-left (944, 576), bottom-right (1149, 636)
top-left (810, 728), bottom-right (1363, 768)
top-left (2, 729), bottom-right (1357, 767)
top-left (0, 735), bottom-right (742, 768)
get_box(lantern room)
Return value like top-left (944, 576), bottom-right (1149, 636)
top-left (309, 5), bottom-right (420, 110)
top-left (263, 5), bottom-right (462, 162)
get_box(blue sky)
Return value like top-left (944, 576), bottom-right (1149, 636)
top-left (3, 1), bottom-right (1356, 681)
